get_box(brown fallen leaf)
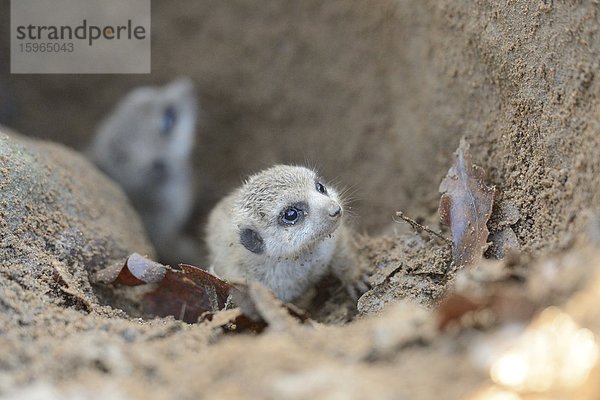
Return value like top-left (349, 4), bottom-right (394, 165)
top-left (94, 253), bottom-right (232, 323)
top-left (143, 263), bottom-right (233, 322)
top-left (199, 308), bottom-right (269, 334)
top-left (93, 253), bottom-right (310, 331)
top-left (439, 139), bottom-right (495, 269)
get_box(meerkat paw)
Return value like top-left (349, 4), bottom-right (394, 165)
top-left (331, 254), bottom-right (373, 301)
top-left (344, 271), bottom-right (371, 301)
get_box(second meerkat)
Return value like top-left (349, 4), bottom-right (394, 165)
top-left (206, 165), bottom-right (367, 302)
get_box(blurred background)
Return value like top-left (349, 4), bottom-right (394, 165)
top-left (0, 0), bottom-right (459, 242)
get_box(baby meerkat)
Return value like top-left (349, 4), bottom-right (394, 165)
top-left (88, 78), bottom-right (200, 264)
top-left (206, 165), bottom-right (368, 303)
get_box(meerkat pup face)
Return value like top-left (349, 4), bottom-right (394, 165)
top-left (234, 165), bottom-right (344, 259)
top-left (91, 78), bottom-right (197, 190)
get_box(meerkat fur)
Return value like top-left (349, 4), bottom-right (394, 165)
top-left (206, 165), bottom-right (368, 302)
top-left (88, 78), bottom-right (200, 264)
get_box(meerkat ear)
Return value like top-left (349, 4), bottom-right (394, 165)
top-left (239, 228), bottom-right (265, 254)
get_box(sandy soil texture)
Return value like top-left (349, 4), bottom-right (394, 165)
top-left (0, 1), bottom-right (600, 399)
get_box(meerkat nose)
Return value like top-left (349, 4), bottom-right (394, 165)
top-left (328, 205), bottom-right (342, 218)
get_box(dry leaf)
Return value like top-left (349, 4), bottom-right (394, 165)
top-left (94, 253), bottom-right (232, 323)
top-left (439, 139), bottom-right (495, 269)
top-left (199, 308), bottom-right (269, 334)
top-left (93, 253), bottom-right (310, 331)
top-left (142, 263), bottom-right (232, 322)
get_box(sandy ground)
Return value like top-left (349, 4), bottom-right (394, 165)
top-left (0, 1), bottom-right (600, 399)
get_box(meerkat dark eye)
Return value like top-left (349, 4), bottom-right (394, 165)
top-left (281, 207), bottom-right (300, 225)
top-left (161, 105), bottom-right (177, 135)
top-left (151, 159), bottom-right (167, 174)
top-left (316, 181), bottom-right (327, 195)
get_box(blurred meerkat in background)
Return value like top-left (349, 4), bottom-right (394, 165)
top-left (88, 78), bottom-right (200, 264)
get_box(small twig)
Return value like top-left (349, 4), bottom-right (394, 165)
top-left (394, 211), bottom-right (452, 245)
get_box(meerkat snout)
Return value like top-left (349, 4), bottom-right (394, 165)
top-left (206, 165), bottom-right (369, 303)
top-left (328, 203), bottom-right (342, 218)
